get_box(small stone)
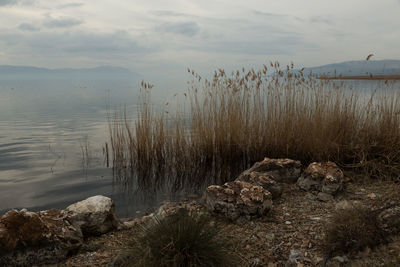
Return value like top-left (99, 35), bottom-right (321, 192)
top-left (310, 217), bottom-right (321, 221)
top-left (306, 193), bottom-right (316, 200)
top-left (317, 192), bottom-right (334, 202)
top-left (251, 258), bottom-right (261, 266)
top-left (285, 221), bottom-right (292, 225)
top-left (315, 256), bottom-right (324, 263)
top-left (256, 231), bottom-right (266, 239)
top-left (335, 200), bottom-right (352, 210)
top-left (285, 249), bottom-right (302, 267)
top-left (332, 255), bottom-right (348, 263)
top-left (367, 193), bottom-right (377, 199)
top-left (266, 233), bottom-right (275, 241)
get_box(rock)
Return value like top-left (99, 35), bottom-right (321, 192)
top-left (0, 209), bottom-right (83, 266)
top-left (332, 255), bottom-right (348, 263)
top-left (378, 205), bottom-right (400, 234)
top-left (154, 201), bottom-right (203, 219)
top-left (306, 193), bottom-right (317, 200)
top-left (66, 195), bottom-right (119, 236)
top-left (244, 157), bottom-right (302, 183)
top-left (236, 171), bottom-right (282, 199)
top-left (317, 192), bottom-right (334, 202)
top-left (367, 192), bottom-right (377, 199)
top-left (297, 162), bottom-right (343, 199)
top-left (120, 215), bottom-right (153, 230)
top-left (205, 181), bottom-right (272, 220)
top-left (335, 200), bottom-right (353, 210)
top-left (285, 249), bottom-right (302, 267)
top-left (251, 257), bottom-right (262, 266)
top-left (266, 233), bottom-right (275, 241)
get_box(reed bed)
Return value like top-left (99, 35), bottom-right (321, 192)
top-left (108, 62), bottom-right (400, 187)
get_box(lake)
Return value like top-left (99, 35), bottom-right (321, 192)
top-left (0, 77), bottom-right (398, 217)
top-left (0, 77), bottom-right (195, 218)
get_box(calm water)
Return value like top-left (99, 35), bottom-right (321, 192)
top-left (0, 78), bottom-right (398, 217)
top-left (0, 78), bottom-right (192, 218)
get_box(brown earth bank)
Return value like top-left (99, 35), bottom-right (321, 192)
top-left (60, 179), bottom-right (400, 267)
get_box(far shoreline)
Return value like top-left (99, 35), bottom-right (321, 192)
top-left (318, 74), bottom-right (400, 80)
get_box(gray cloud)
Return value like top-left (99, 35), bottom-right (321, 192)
top-left (0, 0), bottom-right (35, 6)
top-left (18, 23), bottom-right (40, 31)
top-left (0, 30), bottom-right (158, 58)
top-left (58, 2), bottom-right (84, 9)
top-left (253, 10), bottom-right (288, 18)
top-left (43, 17), bottom-right (83, 28)
top-left (152, 10), bottom-right (187, 17)
top-left (157, 22), bottom-right (200, 37)
top-left (194, 35), bottom-right (312, 55)
top-left (310, 16), bottom-right (333, 25)
top-left (0, 0), bottom-right (18, 6)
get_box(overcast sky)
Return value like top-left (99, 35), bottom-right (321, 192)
top-left (0, 0), bottom-right (399, 81)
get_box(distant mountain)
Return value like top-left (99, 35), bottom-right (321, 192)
top-left (0, 65), bottom-right (140, 80)
top-left (305, 60), bottom-right (400, 77)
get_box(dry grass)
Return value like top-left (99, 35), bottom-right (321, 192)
top-left (108, 62), bottom-right (400, 187)
top-left (323, 206), bottom-right (387, 256)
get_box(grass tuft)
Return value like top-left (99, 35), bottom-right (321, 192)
top-left (323, 206), bottom-right (387, 255)
top-left (129, 209), bottom-right (240, 267)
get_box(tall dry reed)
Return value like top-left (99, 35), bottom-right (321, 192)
top-left (108, 63), bottom-right (400, 187)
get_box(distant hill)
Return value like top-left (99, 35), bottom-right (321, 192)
top-left (0, 65), bottom-right (140, 80)
top-left (305, 60), bottom-right (400, 77)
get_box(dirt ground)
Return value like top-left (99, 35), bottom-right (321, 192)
top-left (61, 179), bottom-right (400, 267)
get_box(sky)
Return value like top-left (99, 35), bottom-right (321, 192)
top-left (0, 0), bottom-right (399, 83)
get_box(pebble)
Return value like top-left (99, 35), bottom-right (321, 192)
top-left (285, 221), bottom-right (292, 225)
top-left (332, 255), bottom-right (348, 263)
top-left (367, 192), bottom-right (377, 199)
top-left (335, 200), bottom-right (352, 210)
top-left (251, 258), bottom-right (261, 266)
top-left (266, 233), bottom-right (275, 241)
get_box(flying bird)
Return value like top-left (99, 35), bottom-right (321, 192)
top-left (366, 54), bottom-right (374, 61)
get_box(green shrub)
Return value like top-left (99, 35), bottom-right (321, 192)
top-left (129, 209), bottom-right (240, 267)
top-left (323, 206), bottom-right (387, 255)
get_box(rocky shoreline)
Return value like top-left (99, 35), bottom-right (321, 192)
top-left (1, 158), bottom-right (400, 266)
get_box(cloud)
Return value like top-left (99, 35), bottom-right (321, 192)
top-left (157, 22), bottom-right (200, 37)
top-left (58, 2), bottom-right (84, 9)
top-left (151, 10), bottom-right (188, 17)
top-left (43, 16), bottom-right (83, 28)
top-left (18, 23), bottom-right (40, 31)
top-left (253, 10), bottom-right (288, 18)
top-left (0, 0), bottom-right (35, 6)
top-left (194, 35), bottom-right (311, 56)
top-left (310, 16), bottom-right (333, 25)
top-left (0, 30), bottom-right (158, 58)
top-left (0, 0), bottom-right (18, 6)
